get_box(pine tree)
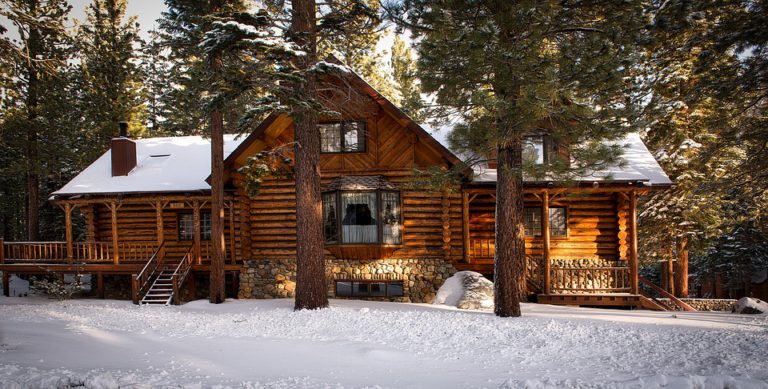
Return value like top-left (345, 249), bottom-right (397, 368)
top-left (1, 0), bottom-right (72, 241)
top-left (76, 0), bottom-right (145, 157)
top-left (387, 1), bottom-right (646, 317)
top-left (390, 35), bottom-right (423, 122)
top-left (140, 31), bottom-right (172, 136)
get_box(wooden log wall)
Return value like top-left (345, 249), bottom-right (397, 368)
top-left (91, 201), bottom-right (238, 263)
top-left (467, 191), bottom-right (624, 262)
top-left (241, 173), bottom-right (463, 262)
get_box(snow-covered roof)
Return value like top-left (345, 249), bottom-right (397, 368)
top-left (470, 133), bottom-right (673, 186)
top-left (52, 135), bottom-right (246, 197)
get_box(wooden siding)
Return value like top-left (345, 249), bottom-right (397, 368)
top-left (467, 191), bottom-right (625, 263)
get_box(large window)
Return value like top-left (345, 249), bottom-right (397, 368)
top-left (179, 212), bottom-right (211, 241)
top-left (523, 207), bottom-right (567, 237)
top-left (335, 280), bottom-right (404, 297)
top-left (320, 121), bottom-right (366, 153)
top-left (323, 190), bottom-right (402, 245)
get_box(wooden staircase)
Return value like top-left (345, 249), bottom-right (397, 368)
top-left (133, 243), bottom-right (195, 306)
top-left (140, 262), bottom-right (180, 305)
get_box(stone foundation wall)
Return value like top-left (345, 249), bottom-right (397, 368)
top-left (239, 258), bottom-right (456, 303)
top-left (663, 298), bottom-right (737, 312)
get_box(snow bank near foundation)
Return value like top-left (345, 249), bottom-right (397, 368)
top-left (433, 271), bottom-right (494, 310)
top-left (733, 297), bottom-right (768, 314)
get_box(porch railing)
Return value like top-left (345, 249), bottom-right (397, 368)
top-left (551, 265), bottom-right (631, 293)
top-left (1, 240), bottom-right (157, 264)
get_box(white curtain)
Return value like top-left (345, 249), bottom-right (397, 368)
top-left (341, 192), bottom-right (377, 243)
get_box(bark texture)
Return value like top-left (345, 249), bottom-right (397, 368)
top-left (25, 0), bottom-right (41, 241)
top-left (493, 142), bottom-right (526, 317)
top-left (292, 0), bottom-right (328, 310)
top-left (208, 0), bottom-right (226, 304)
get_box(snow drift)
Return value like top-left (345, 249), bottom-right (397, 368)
top-left (733, 297), bottom-right (768, 314)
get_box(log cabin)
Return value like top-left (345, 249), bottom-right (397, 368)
top-left (0, 67), bottom-right (679, 310)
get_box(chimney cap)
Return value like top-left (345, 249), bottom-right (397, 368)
top-left (118, 122), bottom-right (129, 138)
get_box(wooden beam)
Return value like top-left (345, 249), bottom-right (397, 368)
top-left (53, 193), bottom-right (233, 207)
top-left (96, 272), bottom-right (105, 299)
top-left (84, 205), bottom-right (96, 242)
top-left (462, 191), bottom-right (470, 263)
top-left (227, 201), bottom-right (236, 264)
top-left (108, 202), bottom-right (120, 264)
top-left (629, 190), bottom-right (639, 294)
top-left (0, 238), bottom-right (4, 265)
top-left (64, 203), bottom-right (74, 264)
top-left (441, 190), bottom-right (451, 261)
top-left (542, 190), bottom-right (551, 294)
top-left (2, 270), bottom-right (9, 297)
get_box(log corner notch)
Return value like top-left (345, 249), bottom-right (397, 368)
top-left (441, 189), bottom-right (451, 261)
top-left (628, 190), bottom-right (639, 295)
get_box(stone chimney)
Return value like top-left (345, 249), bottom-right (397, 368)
top-left (111, 122), bottom-right (136, 176)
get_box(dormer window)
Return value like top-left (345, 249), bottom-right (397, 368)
top-left (322, 176), bottom-right (402, 245)
top-left (320, 121), bottom-right (366, 153)
top-left (523, 135), bottom-right (568, 165)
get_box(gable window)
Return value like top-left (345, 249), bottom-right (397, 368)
top-left (320, 121), bottom-right (366, 153)
top-left (523, 207), bottom-right (567, 237)
top-left (179, 212), bottom-right (212, 241)
top-left (523, 135), bottom-right (568, 165)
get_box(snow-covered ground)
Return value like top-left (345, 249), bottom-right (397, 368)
top-left (1, 297), bottom-right (767, 388)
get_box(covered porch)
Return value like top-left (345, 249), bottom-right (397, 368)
top-left (0, 194), bottom-right (243, 303)
top-left (457, 186), bottom-right (647, 307)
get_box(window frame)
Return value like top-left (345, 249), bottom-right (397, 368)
top-left (523, 206), bottom-right (568, 238)
top-left (322, 189), bottom-right (403, 246)
top-left (335, 280), bottom-right (405, 298)
top-left (177, 212), bottom-right (212, 241)
top-left (319, 120), bottom-right (367, 154)
top-left (523, 134), bottom-right (567, 166)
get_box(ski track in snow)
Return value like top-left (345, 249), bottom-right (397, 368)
top-left (0, 298), bottom-right (767, 388)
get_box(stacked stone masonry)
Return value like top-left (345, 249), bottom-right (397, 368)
top-left (239, 258), bottom-right (457, 303)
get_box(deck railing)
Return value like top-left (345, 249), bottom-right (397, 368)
top-left (1, 240), bottom-right (158, 264)
top-left (551, 265), bottom-right (631, 293)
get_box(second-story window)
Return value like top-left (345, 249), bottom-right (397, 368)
top-left (523, 135), bottom-right (567, 165)
top-left (320, 121), bottom-right (366, 153)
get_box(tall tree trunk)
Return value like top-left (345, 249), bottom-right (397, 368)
top-left (494, 141), bottom-right (526, 317)
top-left (208, 0), bottom-right (226, 304)
top-left (25, 0), bottom-right (41, 241)
top-left (674, 236), bottom-right (689, 298)
top-left (292, 0), bottom-right (328, 311)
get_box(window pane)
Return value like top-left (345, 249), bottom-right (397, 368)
top-left (352, 282), bottom-right (370, 296)
top-left (381, 192), bottom-right (401, 245)
top-left (549, 207), bottom-right (567, 237)
top-left (369, 282), bottom-right (386, 297)
top-left (524, 207), bottom-right (542, 236)
top-left (322, 193), bottom-right (339, 243)
top-left (523, 136), bottom-right (544, 165)
top-left (387, 282), bottom-right (404, 297)
top-left (336, 281), bottom-right (352, 297)
top-left (320, 123), bottom-right (341, 152)
top-left (341, 192), bottom-right (378, 243)
top-left (343, 121), bottom-right (365, 152)
top-left (201, 213), bottom-right (212, 240)
top-left (179, 214), bottom-right (194, 241)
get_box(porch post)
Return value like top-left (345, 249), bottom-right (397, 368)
top-left (462, 191), bottom-right (470, 263)
top-left (2, 271), bottom-right (9, 297)
top-left (193, 200), bottom-right (201, 265)
top-left (629, 190), bottom-right (639, 294)
top-left (96, 272), bottom-right (105, 299)
top-left (0, 238), bottom-right (5, 264)
top-left (153, 200), bottom-right (166, 260)
top-left (228, 200), bottom-right (236, 264)
top-left (109, 202), bottom-right (120, 264)
top-left (64, 203), bottom-right (73, 263)
top-left (542, 190), bottom-right (551, 294)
